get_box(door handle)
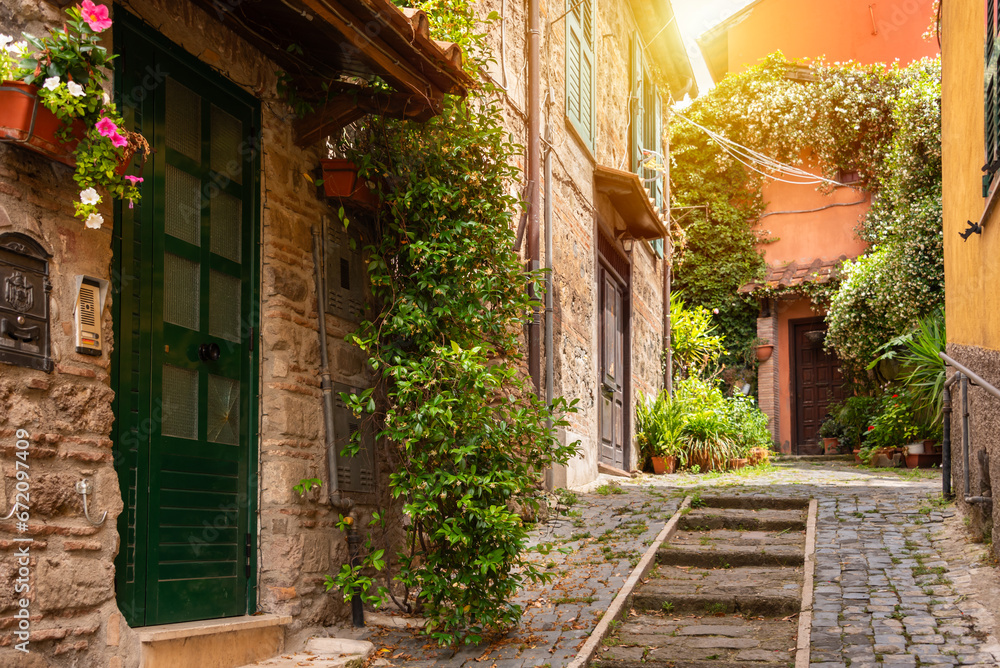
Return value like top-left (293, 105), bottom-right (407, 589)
top-left (198, 342), bottom-right (221, 362)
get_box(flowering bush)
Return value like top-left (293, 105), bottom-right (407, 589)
top-left (2, 2), bottom-right (146, 227)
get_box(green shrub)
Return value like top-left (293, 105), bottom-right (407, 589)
top-left (669, 293), bottom-right (726, 380)
top-left (636, 378), bottom-right (771, 472)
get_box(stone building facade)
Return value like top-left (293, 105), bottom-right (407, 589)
top-left (942, 0), bottom-right (1000, 553)
top-left (0, 0), bottom-right (693, 666)
top-left (476, 0), bottom-right (695, 486)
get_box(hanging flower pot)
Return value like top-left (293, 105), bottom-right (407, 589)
top-left (320, 158), bottom-right (377, 206)
top-left (0, 81), bottom-right (86, 166)
top-left (755, 344), bottom-right (774, 362)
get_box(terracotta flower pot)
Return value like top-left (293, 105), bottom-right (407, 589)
top-left (853, 448), bottom-right (862, 464)
top-left (320, 158), bottom-right (377, 206)
top-left (748, 447), bottom-right (769, 465)
top-left (755, 344), bottom-right (774, 362)
top-left (731, 458), bottom-right (748, 469)
top-left (650, 455), bottom-right (666, 475)
top-left (823, 437), bottom-right (840, 455)
top-left (0, 81), bottom-right (86, 166)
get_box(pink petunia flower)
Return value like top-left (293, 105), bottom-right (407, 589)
top-left (110, 132), bottom-right (128, 148)
top-left (95, 116), bottom-right (117, 137)
top-left (80, 1), bottom-right (112, 32)
top-left (124, 175), bottom-right (143, 185)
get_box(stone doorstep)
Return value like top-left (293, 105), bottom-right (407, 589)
top-left (137, 613), bottom-right (293, 644)
top-left (138, 614), bottom-right (292, 668)
top-left (239, 638), bottom-right (375, 668)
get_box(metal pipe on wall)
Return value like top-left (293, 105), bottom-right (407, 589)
top-left (544, 119), bottom-right (554, 491)
top-left (962, 375), bottom-right (970, 499)
top-left (662, 112), bottom-right (672, 395)
top-left (527, 0), bottom-right (541, 394)
top-left (311, 225), bottom-right (355, 513)
top-left (942, 383), bottom-right (952, 499)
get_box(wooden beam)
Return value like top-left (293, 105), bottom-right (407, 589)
top-left (294, 0), bottom-right (435, 101)
top-left (295, 84), bottom-right (442, 146)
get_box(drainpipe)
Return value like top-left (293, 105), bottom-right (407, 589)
top-left (527, 0), bottom-right (541, 394)
top-left (942, 383), bottom-right (952, 499)
top-left (962, 375), bottom-right (971, 499)
top-left (662, 111), bottom-right (672, 395)
top-left (311, 226), bottom-right (355, 514)
top-left (544, 118), bottom-right (554, 491)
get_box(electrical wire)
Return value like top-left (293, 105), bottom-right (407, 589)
top-left (673, 112), bottom-right (850, 187)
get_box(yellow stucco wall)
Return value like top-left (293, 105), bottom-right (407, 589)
top-left (943, 0), bottom-right (1000, 349)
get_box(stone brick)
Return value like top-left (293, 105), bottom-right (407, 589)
top-left (35, 557), bottom-right (113, 612)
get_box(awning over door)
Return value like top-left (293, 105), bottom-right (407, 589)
top-left (594, 165), bottom-right (669, 241)
top-left (188, 0), bottom-right (473, 145)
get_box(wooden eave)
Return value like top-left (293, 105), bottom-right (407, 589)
top-left (626, 0), bottom-right (698, 97)
top-left (594, 165), bottom-right (668, 241)
top-left (186, 0), bottom-right (473, 145)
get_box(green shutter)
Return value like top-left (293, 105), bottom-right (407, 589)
top-left (987, 0), bottom-right (999, 196)
top-left (566, 0), bottom-right (594, 149)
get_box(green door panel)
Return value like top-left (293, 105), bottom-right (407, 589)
top-left (113, 13), bottom-right (260, 627)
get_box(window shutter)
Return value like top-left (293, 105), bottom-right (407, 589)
top-left (325, 220), bottom-right (366, 322)
top-left (333, 383), bottom-right (376, 496)
top-left (566, 0), bottom-right (595, 149)
top-left (986, 0), bottom-right (1000, 196)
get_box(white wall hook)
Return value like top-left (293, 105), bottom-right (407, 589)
top-left (76, 479), bottom-right (107, 527)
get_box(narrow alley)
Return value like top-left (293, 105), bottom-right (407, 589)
top-left (359, 460), bottom-right (1000, 667)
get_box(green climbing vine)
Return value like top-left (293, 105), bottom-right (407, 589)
top-left (670, 53), bottom-right (942, 378)
top-left (326, 0), bottom-right (577, 648)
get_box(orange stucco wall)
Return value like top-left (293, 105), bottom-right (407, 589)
top-left (727, 0), bottom-right (939, 72)
top-left (941, 0), bottom-right (1000, 350)
top-left (776, 298), bottom-right (819, 450)
top-left (756, 160), bottom-right (870, 266)
top-left (722, 0), bottom-right (938, 450)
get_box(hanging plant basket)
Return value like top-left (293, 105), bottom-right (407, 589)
top-left (0, 81), bottom-right (86, 166)
top-left (755, 344), bottom-right (774, 362)
top-left (320, 158), bottom-right (377, 206)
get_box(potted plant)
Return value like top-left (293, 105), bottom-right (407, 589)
top-left (319, 157), bottom-right (377, 206)
top-left (818, 415), bottom-right (843, 455)
top-left (0, 2), bottom-right (147, 228)
top-left (635, 390), bottom-right (686, 475)
top-left (753, 337), bottom-right (774, 362)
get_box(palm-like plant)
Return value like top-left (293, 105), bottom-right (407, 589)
top-left (869, 309), bottom-right (945, 425)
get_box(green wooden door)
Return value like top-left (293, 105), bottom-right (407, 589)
top-left (113, 15), bottom-right (260, 627)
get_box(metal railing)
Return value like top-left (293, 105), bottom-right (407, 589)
top-left (940, 352), bottom-right (999, 504)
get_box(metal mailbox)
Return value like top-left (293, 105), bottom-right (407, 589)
top-left (0, 233), bottom-right (52, 372)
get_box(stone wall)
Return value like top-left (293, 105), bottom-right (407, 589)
top-left (945, 343), bottom-right (1000, 558)
top-left (476, 0), bottom-right (670, 485)
top-left (0, 0), bottom-right (383, 665)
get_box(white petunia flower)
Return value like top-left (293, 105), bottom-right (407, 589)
top-left (0, 35), bottom-right (12, 49)
top-left (84, 213), bottom-right (104, 229)
top-left (42, 76), bottom-right (60, 91)
top-left (66, 81), bottom-right (84, 97)
top-left (102, 91), bottom-right (110, 104)
top-left (79, 188), bottom-right (101, 206)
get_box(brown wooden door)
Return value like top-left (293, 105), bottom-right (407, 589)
top-left (599, 266), bottom-right (626, 469)
top-left (792, 319), bottom-right (845, 454)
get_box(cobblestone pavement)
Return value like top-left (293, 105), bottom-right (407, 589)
top-left (355, 461), bottom-right (1000, 667)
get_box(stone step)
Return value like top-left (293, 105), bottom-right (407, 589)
top-left (656, 542), bottom-right (804, 568)
top-left (595, 613), bottom-right (795, 667)
top-left (694, 495), bottom-right (809, 511)
top-left (679, 507), bottom-right (806, 532)
top-left (632, 590), bottom-right (801, 617)
top-left (236, 638), bottom-right (374, 668)
top-left (632, 564), bottom-right (802, 616)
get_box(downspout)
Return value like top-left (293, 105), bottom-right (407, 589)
top-left (942, 382), bottom-right (952, 499)
top-left (312, 225), bottom-right (360, 626)
top-left (544, 116), bottom-right (554, 491)
top-left (310, 225), bottom-right (355, 515)
top-left (527, 0), bottom-right (541, 394)
top-left (662, 109), bottom-right (672, 395)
